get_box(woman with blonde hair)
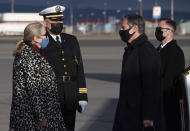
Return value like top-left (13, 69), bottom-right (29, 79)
top-left (10, 22), bottom-right (67, 131)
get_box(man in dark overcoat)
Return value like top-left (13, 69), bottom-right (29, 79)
top-left (39, 5), bottom-right (88, 131)
top-left (155, 18), bottom-right (185, 131)
top-left (113, 14), bottom-right (165, 131)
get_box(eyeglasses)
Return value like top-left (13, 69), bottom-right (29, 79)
top-left (121, 24), bottom-right (133, 30)
top-left (157, 27), bottom-right (173, 32)
top-left (161, 27), bottom-right (170, 30)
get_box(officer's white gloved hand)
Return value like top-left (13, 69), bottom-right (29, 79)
top-left (79, 101), bottom-right (88, 113)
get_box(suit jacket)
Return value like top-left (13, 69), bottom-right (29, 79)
top-left (113, 34), bottom-right (165, 131)
top-left (44, 32), bottom-right (88, 111)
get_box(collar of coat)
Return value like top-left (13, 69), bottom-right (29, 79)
top-left (161, 40), bottom-right (177, 49)
top-left (46, 32), bottom-right (60, 43)
top-left (126, 33), bottom-right (148, 49)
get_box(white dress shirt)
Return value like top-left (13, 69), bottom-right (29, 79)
top-left (161, 40), bottom-right (172, 49)
top-left (49, 34), bottom-right (62, 43)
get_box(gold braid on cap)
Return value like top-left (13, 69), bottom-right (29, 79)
top-left (45, 14), bottom-right (64, 18)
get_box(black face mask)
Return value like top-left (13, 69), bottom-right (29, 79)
top-left (50, 23), bottom-right (63, 35)
top-left (119, 28), bottom-right (134, 43)
top-left (155, 27), bottom-right (165, 42)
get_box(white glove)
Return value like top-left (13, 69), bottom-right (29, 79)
top-left (79, 101), bottom-right (88, 113)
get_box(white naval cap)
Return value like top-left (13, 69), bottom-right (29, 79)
top-left (39, 5), bottom-right (66, 21)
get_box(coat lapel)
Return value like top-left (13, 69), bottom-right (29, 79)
top-left (47, 33), bottom-right (62, 49)
top-left (60, 33), bottom-right (69, 48)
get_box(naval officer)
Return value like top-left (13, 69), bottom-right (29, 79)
top-left (39, 5), bottom-right (88, 131)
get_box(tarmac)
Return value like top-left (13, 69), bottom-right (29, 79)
top-left (0, 35), bottom-right (190, 131)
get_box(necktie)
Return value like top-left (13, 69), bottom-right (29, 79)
top-left (56, 36), bottom-right (62, 48)
top-left (157, 44), bottom-right (162, 52)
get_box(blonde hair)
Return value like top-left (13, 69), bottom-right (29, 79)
top-left (13, 22), bottom-right (43, 56)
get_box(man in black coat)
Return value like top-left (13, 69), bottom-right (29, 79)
top-left (39, 5), bottom-right (88, 131)
top-left (113, 14), bottom-right (165, 131)
top-left (155, 18), bottom-right (185, 131)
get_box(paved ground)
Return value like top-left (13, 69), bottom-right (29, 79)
top-left (0, 37), bottom-right (190, 131)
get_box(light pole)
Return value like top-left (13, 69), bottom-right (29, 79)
top-left (116, 9), bottom-right (120, 19)
top-left (139, 0), bottom-right (143, 16)
top-left (62, 0), bottom-right (74, 33)
top-left (70, 7), bottom-right (73, 27)
top-left (90, 12), bottom-right (94, 20)
top-left (155, 0), bottom-right (158, 6)
top-left (79, 14), bottom-right (83, 19)
top-left (171, 0), bottom-right (174, 20)
top-left (11, 0), bottom-right (14, 13)
top-left (104, 2), bottom-right (107, 21)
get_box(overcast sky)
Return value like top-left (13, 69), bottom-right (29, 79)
top-left (0, 0), bottom-right (190, 12)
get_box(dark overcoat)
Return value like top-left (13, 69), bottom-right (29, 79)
top-left (113, 34), bottom-right (165, 131)
top-left (157, 40), bottom-right (185, 131)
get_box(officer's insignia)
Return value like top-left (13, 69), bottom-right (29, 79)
top-left (74, 56), bottom-right (79, 65)
top-left (55, 6), bottom-right (61, 12)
